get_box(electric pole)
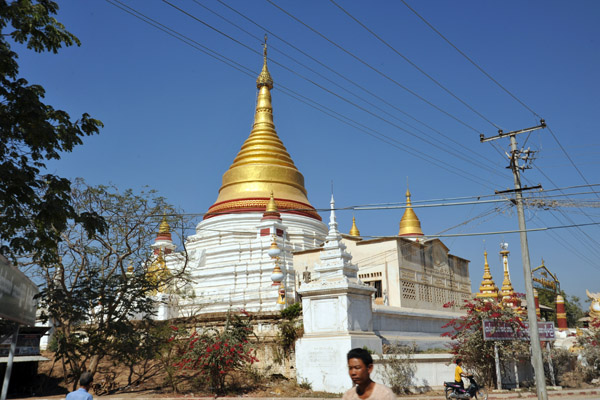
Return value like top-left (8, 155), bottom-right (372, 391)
top-left (481, 119), bottom-right (548, 400)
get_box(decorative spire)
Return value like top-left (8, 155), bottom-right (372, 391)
top-left (205, 40), bottom-right (320, 221)
top-left (477, 251), bottom-right (499, 300)
top-left (159, 215), bottom-right (170, 234)
top-left (152, 215), bottom-right (176, 255)
top-left (499, 247), bottom-right (516, 306)
top-left (349, 216), bottom-right (361, 237)
top-left (327, 194), bottom-right (341, 241)
top-left (398, 188), bottom-right (423, 236)
top-left (261, 190), bottom-right (282, 222)
top-left (256, 34), bottom-right (273, 90)
top-left (265, 191), bottom-right (278, 213)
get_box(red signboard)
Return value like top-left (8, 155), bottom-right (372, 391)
top-left (483, 320), bottom-right (555, 341)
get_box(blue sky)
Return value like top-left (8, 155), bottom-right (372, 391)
top-left (17, 1), bottom-right (600, 306)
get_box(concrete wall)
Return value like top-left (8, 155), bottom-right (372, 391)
top-left (371, 353), bottom-right (455, 390)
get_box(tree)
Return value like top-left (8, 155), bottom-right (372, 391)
top-left (0, 0), bottom-right (103, 264)
top-left (35, 180), bottom-right (188, 390)
top-left (537, 289), bottom-right (585, 327)
top-left (441, 297), bottom-right (530, 387)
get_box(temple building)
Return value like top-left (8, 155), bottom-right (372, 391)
top-left (161, 47), bottom-right (472, 318)
top-left (294, 189), bottom-right (472, 311)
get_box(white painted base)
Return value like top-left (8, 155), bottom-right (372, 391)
top-left (295, 333), bottom-right (382, 393)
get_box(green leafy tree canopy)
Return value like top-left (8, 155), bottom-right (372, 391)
top-left (1, 0), bottom-right (103, 263)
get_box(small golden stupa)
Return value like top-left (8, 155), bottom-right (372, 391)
top-left (349, 216), bottom-right (361, 237)
top-left (147, 252), bottom-right (171, 294)
top-left (476, 251), bottom-right (499, 300)
top-left (205, 37), bottom-right (320, 221)
top-left (398, 188), bottom-right (423, 236)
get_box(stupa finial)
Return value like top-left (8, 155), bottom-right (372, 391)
top-left (256, 34), bottom-right (273, 89)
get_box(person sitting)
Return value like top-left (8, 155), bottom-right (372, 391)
top-left (454, 358), bottom-right (469, 389)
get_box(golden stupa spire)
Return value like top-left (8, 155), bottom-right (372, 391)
top-left (205, 37), bottom-right (320, 221)
top-left (256, 35), bottom-right (273, 90)
top-left (265, 191), bottom-right (278, 213)
top-left (476, 251), bottom-right (499, 300)
top-left (499, 247), bottom-right (516, 305)
top-left (158, 215), bottom-right (170, 234)
top-left (349, 216), bottom-right (361, 237)
top-left (398, 187), bottom-right (423, 236)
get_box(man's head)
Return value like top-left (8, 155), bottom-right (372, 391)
top-left (79, 371), bottom-right (93, 389)
top-left (456, 358), bottom-right (462, 366)
top-left (347, 348), bottom-right (373, 386)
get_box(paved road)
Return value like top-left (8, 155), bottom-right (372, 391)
top-left (15, 388), bottom-right (600, 400)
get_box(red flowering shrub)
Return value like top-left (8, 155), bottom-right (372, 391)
top-left (441, 296), bottom-right (530, 387)
top-left (170, 311), bottom-right (258, 393)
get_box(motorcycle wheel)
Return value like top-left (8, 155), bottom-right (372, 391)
top-left (444, 387), bottom-right (453, 399)
top-left (475, 387), bottom-right (488, 400)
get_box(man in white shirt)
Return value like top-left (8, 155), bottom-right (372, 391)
top-left (343, 348), bottom-right (396, 400)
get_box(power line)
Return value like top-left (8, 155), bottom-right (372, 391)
top-left (213, 0), bottom-right (506, 171)
top-left (193, 0), bottom-right (505, 176)
top-left (546, 125), bottom-right (600, 199)
top-left (399, 0), bottom-right (542, 119)
top-left (162, 0), bottom-right (505, 180)
top-left (329, 0), bottom-right (501, 131)
top-left (264, 0), bottom-right (482, 134)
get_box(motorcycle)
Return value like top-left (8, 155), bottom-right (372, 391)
top-left (443, 375), bottom-right (488, 399)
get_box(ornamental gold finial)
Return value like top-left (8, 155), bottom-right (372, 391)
top-left (349, 216), bottom-right (360, 237)
top-left (398, 184), bottom-right (423, 236)
top-left (265, 191), bottom-right (278, 213)
top-left (158, 215), bottom-right (170, 234)
top-left (257, 34), bottom-right (273, 89)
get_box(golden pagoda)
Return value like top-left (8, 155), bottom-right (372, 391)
top-left (205, 38), bottom-right (320, 221)
top-left (398, 188), bottom-right (423, 236)
top-left (349, 216), bottom-right (361, 237)
top-left (476, 251), bottom-right (499, 300)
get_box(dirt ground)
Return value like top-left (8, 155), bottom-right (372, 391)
top-left (7, 351), bottom-right (450, 399)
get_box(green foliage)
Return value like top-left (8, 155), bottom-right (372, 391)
top-left (381, 343), bottom-right (417, 394)
top-left (0, 1), bottom-right (104, 264)
top-left (275, 303), bottom-right (303, 361)
top-left (441, 297), bottom-right (531, 387)
top-left (280, 301), bottom-right (302, 320)
top-left (173, 312), bottom-right (258, 394)
top-left (537, 289), bottom-right (585, 327)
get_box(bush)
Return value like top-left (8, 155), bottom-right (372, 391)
top-left (381, 343), bottom-right (416, 394)
top-left (172, 311), bottom-right (258, 393)
top-left (577, 317), bottom-right (600, 381)
top-left (275, 303), bottom-right (303, 360)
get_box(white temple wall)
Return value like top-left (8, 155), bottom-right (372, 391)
top-left (172, 212), bottom-right (326, 314)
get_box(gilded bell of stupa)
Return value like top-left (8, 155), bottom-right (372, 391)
top-left (476, 251), bottom-right (499, 300)
top-left (398, 188), bottom-right (423, 236)
top-left (349, 216), bottom-right (361, 237)
top-left (205, 40), bottom-right (320, 221)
